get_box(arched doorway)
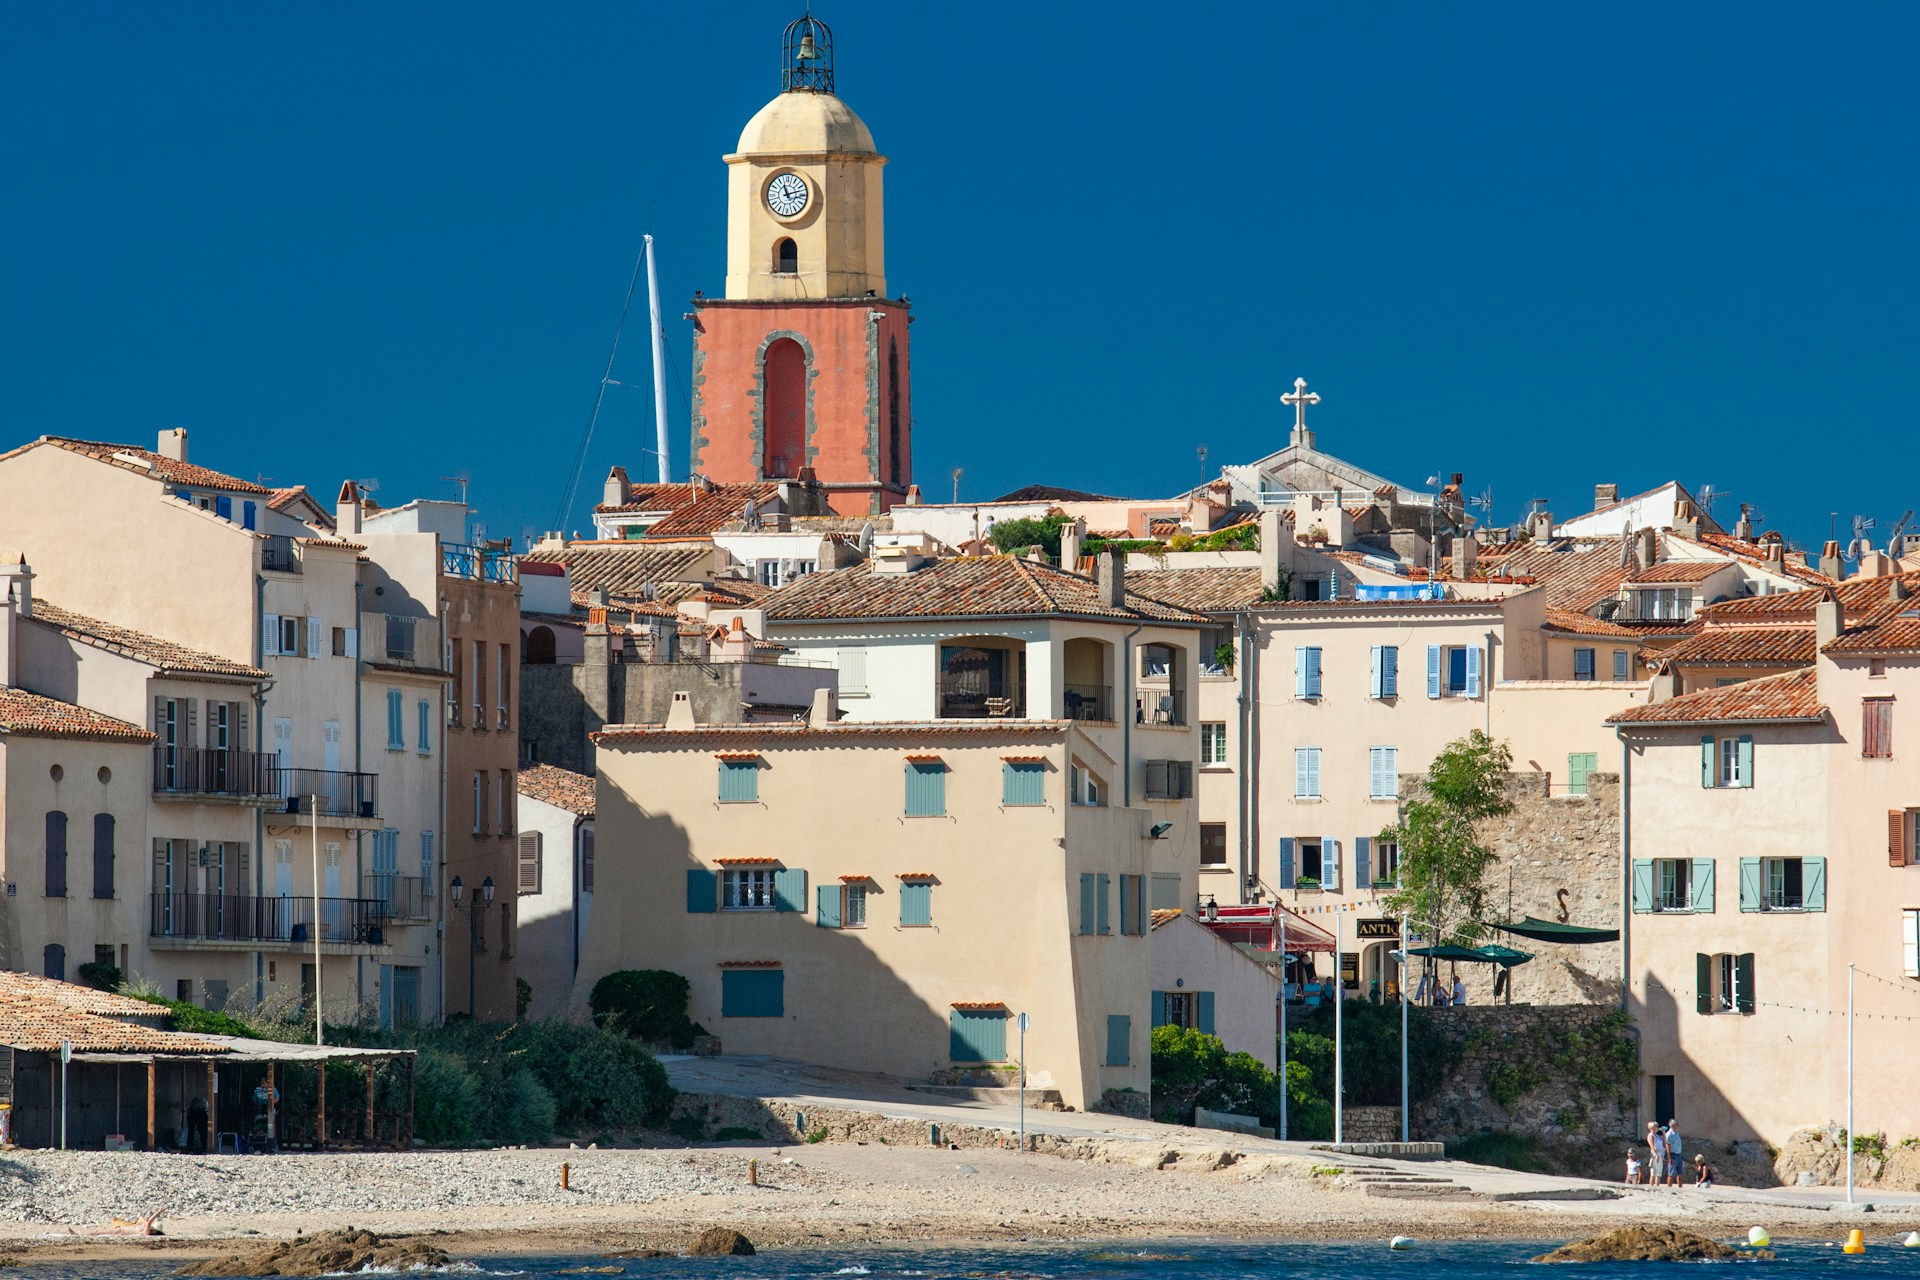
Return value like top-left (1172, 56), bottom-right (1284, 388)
top-left (763, 338), bottom-right (806, 478)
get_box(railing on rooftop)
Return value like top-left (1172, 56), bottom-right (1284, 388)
top-left (442, 543), bottom-right (517, 586)
top-left (1063, 683), bottom-right (1113, 722)
top-left (363, 874), bottom-right (432, 922)
top-left (260, 535), bottom-right (302, 574)
top-left (153, 747), bottom-right (282, 802)
top-left (273, 769), bottom-right (379, 820)
top-left (360, 612), bottom-right (441, 667)
top-left (937, 678), bottom-right (1026, 720)
top-left (149, 893), bottom-right (388, 946)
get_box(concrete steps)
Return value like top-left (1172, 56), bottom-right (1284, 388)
top-left (906, 1083), bottom-right (1066, 1107)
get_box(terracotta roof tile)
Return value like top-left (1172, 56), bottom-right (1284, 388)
top-left (522, 541), bottom-right (716, 602)
top-left (595, 720), bottom-right (1071, 747)
top-left (35, 437), bottom-right (270, 494)
top-left (1122, 567), bottom-right (1267, 613)
top-left (0, 973), bottom-right (228, 1055)
top-left (761, 557), bottom-right (1207, 625)
top-left (1606, 668), bottom-right (1824, 725)
top-left (0, 688), bottom-right (155, 742)
top-left (1490, 542), bottom-right (1634, 611)
top-left (596, 482), bottom-right (793, 538)
top-left (1543, 607), bottom-right (1652, 639)
top-left (1149, 908), bottom-right (1183, 930)
top-left (517, 763), bottom-right (595, 817)
top-left (1656, 626), bottom-right (1817, 668)
top-left (1704, 571), bottom-right (1920, 620)
top-left (1625, 561), bottom-right (1735, 584)
top-left (1691, 533), bottom-right (1834, 585)
top-left (1824, 594), bottom-right (1920, 655)
top-left (30, 601), bottom-right (265, 679)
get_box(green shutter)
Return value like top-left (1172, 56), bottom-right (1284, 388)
top-left (1151, 991), bottom-right (1170, 1027)
top-left (773, 868), bottom-right (807, 912)
top-left (1737, 735), bottom-right (1754, 788)
top-left (718, 760), bottom-right (759, 803)
top-left (1701, 735), bottom-right (1716, 788)
top-left (1196, 991), bottom-right (1215, 1036)
top-left (949, 1008), bottom-right (1006, 1062)
top-left (906, 762), bottom-right (946, 816)
top-left (1002, 761), bottom-right (1044, 806)
top-left (816, 883), bottom-right (841, 927)
top-left (1734, 953), bottom-right (1756, 1013)
top-left (1118, 874), bottom-right (1134, 935)
top-left (1569, 753), bottom-right (1597, 796)
top-left (1079, 873), bottom-right (1095, 935)
top-left (686, 868), bottom-right (718, 913)
top-left (721, 969), bottom-right (784, 1017)
top-left (1630, 860), bottom-right (1653, 913)
top-left (1096, 873), bottom-right (1112, 935)
top-left (1105, 1014), bottom-right (1131, 1066)
top-left (1695, 953), bottom-right (1712, 1015)
top-left (1133, 875), bottom-right (1148, 934)
top-left (1803, 857), bottom-right (1826, 911)
top-left (1279, 838), bottom-right (1296, 889)
top-left (900, 880), bottom-right (932, 926)
top-left (1738, 857), bottom-right (1762, 911)
top-left (1354, 837), bottom-right (1371, 890)
top-left (1690, 858), bottom-right (1715, 913)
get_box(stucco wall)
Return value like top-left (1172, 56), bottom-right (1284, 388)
top-left (1149, 914), bottom-right (1281, 1069)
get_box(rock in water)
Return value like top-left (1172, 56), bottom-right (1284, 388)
top-left (687, 1227), bottom-right (756, 1257)
top-left (1533, 1227), bottom-right (1767, 1263)
top-left (178, 1229), bottom-right (451, 1277)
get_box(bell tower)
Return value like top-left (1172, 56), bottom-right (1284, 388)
top-left (690, 13), bottom-right (913, 514)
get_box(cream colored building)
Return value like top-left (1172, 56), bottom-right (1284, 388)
top-left (515, 764), bottom-right (595, 1022)
top-left (579, 706), bottom-right (1154, 1109)
top-left (1147, 910), bottom-right (1283, 1070)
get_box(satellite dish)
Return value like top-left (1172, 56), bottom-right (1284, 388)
top-left (1697, 483), bottom-right (1726, 515)
top-left (742, 499), bottom-right (758, 529)
top-left (857, 521), bottom-right (874, 554)
top-left (1888, 510), bottom-right (1914, 557)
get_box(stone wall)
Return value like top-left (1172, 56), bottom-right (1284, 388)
top-left (1413, 1005), bottom-right (1638, 1152)
top-left (1343, 1105), bottom-right (1402, 1143)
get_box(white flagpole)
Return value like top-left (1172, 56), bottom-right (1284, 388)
top-left (1846, 962), bottom-right (1855, 1205)
top-left (1334, 907), bottom-right (1344, 1145)
top-left (644, 235), bottom-right (672, 484)
top-left (1400, 913), bottom-right (1410, 1142)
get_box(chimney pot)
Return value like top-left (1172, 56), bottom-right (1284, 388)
top-left (1595, 483), bottom-right (1619, 509)
top-left (157, 427), bottom-right (187, 463)
top-left (1816, 594), bottom-right (1843, 649)
top-left (1095, 548), bottom-right (1125, 607)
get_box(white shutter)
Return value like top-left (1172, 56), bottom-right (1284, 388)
top-left (263, 613), bottom-right (281, 656)
top-left (1294, 748), bottom-right (1311, 797)
top-left (344, 627), bottom-right (358, 659)
top-left (308, 617), bottom-right (324, 659)
top-left (839, 647), bottom-right (868, 695)
top-left (1323, 838), bottom-right (1341, 890)
top-left (1905, 910), bottom-right (1920, 979)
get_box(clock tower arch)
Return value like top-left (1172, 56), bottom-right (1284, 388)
top-left (691, 13), bottom-right (912, 513)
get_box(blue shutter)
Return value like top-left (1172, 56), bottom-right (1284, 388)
top-left (1613, 649), bottom-right (1630, 680)
top-left (1119, 873), bottom-right (1134, 935)
top-left (1737, 735), bottom-right (1754, 788)
top-left (1426, 645), bottom-right (1443, 698)
top-left (1690, 858), bottom-right (1715, 913)
top-left (718, 760), bottom-right (759, 803)
top-left (686, 868), bottom-right (718, 913)
top-left (1465, 645), bottom-right (1483, 697)
top-left (418, 699), bottom-right (431, 751)
top-left (387, 689), bottom-right (404, 748)
top-left (1573, 648), bottom-right (1594, 681)
top-left (721, 969), bottom-right (784, 1017)
top-left (1354, 837), bottom-right (1371, 890)
top-left (242, 500), bottom-right (258, 531)
top-left (1105, 1014), bottom-right (1131, 1066)
top-left (1079, 873), bottom-right (1095, 934)
top-left (1305, 647), bottom-right (1322, 698)
top-left (1196, 991), bottom-right (1215, 1036)
top-left (949, 1008), bottom-right (1006, 1062)
top-left (1097, 873), bottom-right (1112, 934)
top-left (1279, 837), bottom-right (1296, 889)
top-left (216, 494), bottom-right (233, 521)
top-left (1002, 761), bottom-right (1044, 806)
top-left (1701, 735), bottom-right (1716, 788)
top-left (774, 868), bottom-right (807, 912)
top-left (815, 883), bottom-right (841, 927)
top-left (1738, 857), bottom-right (1762, 912)
top-left (1803, 857), bottom-right (1826, 911)
top-left (1382, 645), bottom-right (1398, 697)
top-left (1370, 646), bottom-right (1384, 698)
top-left (1630, 859), bottom-right (1653, 913)
top-left (900, 880), bottom-right (932, 926)
top-left (1151, 991), bottom-right (1170, 1027)
top-left (905, 762), bottom-right (946, 816)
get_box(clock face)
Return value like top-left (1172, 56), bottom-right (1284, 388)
top-left (766, 173), bottom-right (809, 218)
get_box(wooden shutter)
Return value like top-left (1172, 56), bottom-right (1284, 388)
top-left (900, 880), bottom-right (932, 926)
top-left (1426, 645), bottom-right (1443, 698)
top-left (92, 813), bottom-right (115, 900)
top-left (1630, 859), bottom-right (1653, 913)
top-left (1096, 874), bottom-right (1112, 934)
top-left (1176, 761), bottom-right (1193, 798)
top-left (1613, 649), bottom-right (1630, 680)
top-left (1700, 736), bottom-right (1716, 788)
top-left (1305, 648), bottom-right (1322, 698)
top-left (816, 883), bottom-right (841, 928)
top-left (1295, 647), bottom-right (1311, 698)
top-left (1146, 760), bottom-right (1169, 799)
top-left (905, 762), bottom-right (945, 816)
top-left (1306, 748), bottom-right (1320, 798)
top-left (1002, 761), bottom-right (1044, 806)
top-left (1382, 645), bottom-right (1398, 697)
top-left (1734, 953), bottom-right (1755, 1014)
top-left (1573, 648), bottom-right (1594, 680)
top-left (721, 969), bottom-right (784, 1018)
top-left (1079, 873), bottom-right (1095, 934)
top-left (949, 1008), bottom-right (1006, 1063)
top-left (1118, 874), bottom-right (1134, 935)
top-left (1738, 857), bottom-right (1762, 912)
top-left (718, 760), bottom-right (759, 803)
top-left (1105, 1014), bottom-right (1130, 1066)
top-left (1695, 953), bottom-right (1712, 1015)
top-left (773, 867), bottom-right (807, 912)
top-left (1802, 857), bottom-right (1826, 911)
top-left (578, 828), bottom-right (593, 893)
top-left (1370, 646), bottom-right (1384, 698)
top-left (1196, 991), bottom-right (1215, 1036)
top-left (1892, 810), bottom-right (1910, 867)
top-left (1132, 874), bottom-right (1147, 934)
top-left (45, 811), bottom-right (68, 897)
top-left (308, 617), bottom-right (324, 660)
top-left (262, 613), bottom-right (280, 656)
top-left (387, 690), bottom-right (403, 748)
top-left (1322, 837), bottom-right (1341, 890)
top-left (1151, 991), bottom-right (1170, 1027)
top-left (1736, 735), bottom-right (1754, 787)
top-left (685, 868), bottom-right (718, 913)
top-left (839, 647), bottom-right (868, 695)
top-left (1354, 836), bottom-right (1371, 890)
top-left (516, 832), bottom-right (541, 894)
top-left (1465, 645), bottom-right (1483, 697)
top-left (1279, 837), bottom-right (1296, 889)
top-left (1690, 858), bottom-right (1715, 914)
top-left (1903, 911), bottom-right (1919, 979)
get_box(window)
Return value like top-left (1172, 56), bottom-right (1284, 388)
top-left (1892, 809), bottom-right (1919, 867)
top-left (1370, 645), bottom-right (1399, 698)
top-left (473, 772), bottom-right (486, 834)
top-left (282, 615), bottom-right (307, 657)
top-left (1632, 858), bottom-right (1714, 913)
top-left (1633, 587), bottom-right (1693, 621)
top-left (43, 943), bottom-right (65, 981)
top-left (499, 768), bottom-right (514, 834)
top-left (1373, 839), bottom-right (1400, 886)
top-left (1904, 909), bottom-right (1919, 979)
top-left (755, 559), bottom-right (817, 588)
top-left (1368, 746), bottom-right (1398, 799)
top-left (1200, 722), bottom-right (1228, 765)
top-left (1002, 760), bottom-right (1045, 806)
top-left (723, 868), bottom-right (778, 910)
top-left (1069, 763), bottom-right (1104, 807)
top-left (420, 831), bottom-right (435, 889)
top-left (417, 699), bottom-right (432, 753)
top-left (387, 689), bottom-right (405, 749)
top-left (1105, 1014), bottom-right (1131, 1066)
top-left (1568, 752), bottom-right (1599, 796)
top-left (721, 968), bottom-right (784, 1017)
top-left (497, 644), bottom-right (511, 729)
top-left (900, 878), bottom-right (933, 926)
top-left (1702, 734), bottom-right (1754, 788)
top-left (1737, 855), bottom-right (1825, 912)
top-left (1696, 952), bottom-right (1754, 1015)
top-left (949, 1008), bottom-right (1007, 1062)
top-left (1720, 737), bottom-right (1746, 788)
top-left (905, 760), bottom-right (946, 816)
top-left (1865, 699), bottom-right (1894, 759)
top-left (92, 814), bottom-right (115, 899)
top-left (1294, 747), bottom-right (1322, 799)
top-left (1200, 822), bottom-right (1227, 866)
top-left (1573, 647), bottom-right (1596, 681)
top-left (1765, 857), bottom-right (1803, 910)
top-left (45, 810), bottom-right (68, 897)
top-left (449, 642), bottom-right (464, 726)
top-left (1294, 646), bottom-right (1323, 699)
top-left (1119, 873), bottom-right (1147, 934)
top-left (838, 647), bottom-right (869, 696)
top-left (1144, 760), bottom-right (1193, 800)
top-left (1872, 658), bottom-right (1888, 679)
top-left (1656, 858), bottom-right (1691, 911)
top-left (845, 882), bottom-right (867, 927)
top-left (1613, 649), bottom-right (1631, 681)
top-left (1296, 576), bottom-right (1324, 602)
top-left (516, 832), bottom-right (541, 894)
top-left (773, 237), bottom-right (798, 274)
top-left (718, 758), bottom-right (760, 803)
top-left (472, 640), bottom-right (486, 725)
top-left (1426, 644), bottom-right (1481, 698)
top-left (1152, 990), bottom-right (1215, 1034)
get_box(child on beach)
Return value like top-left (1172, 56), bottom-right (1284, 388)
top-left (1625, 1149), bottom-right (1641, 1185)
top-left (1693, 1154), bottom-right (1715, 1188)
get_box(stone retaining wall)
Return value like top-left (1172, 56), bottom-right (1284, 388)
top-left (1413, 1004), bottom-right (1637, 1146)
top-left (1342, 1105), bottom-right (1402, 1143)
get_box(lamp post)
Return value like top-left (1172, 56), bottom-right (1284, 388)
top-left (310, 794), bottom-right (323, 1047)
top-left (448, 875), bottom-right (495, 1019)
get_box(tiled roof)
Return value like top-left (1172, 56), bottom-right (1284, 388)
top-left (518, 763), bottom-right (595, 817)
top-left (595, 720), bottom-right (1071, 747)
top-left (0, 972), bottom-right (170, 1019)
top-left (0, 973), bottom-right (228, 1055)
top-left (1149, 909), bottom-right (1183, 931)
top-left (1704, 572), bottom-right (1920, 620)
top-left (989, 484), bottom-right (1121, 503)
top-left (1123, 567), bottom-right (1267, 613)
top-left (30, 600), bottom-right (265, 679)
top-left (1625, 561), bottom-right (1734, 584)
top-left (0, 688), bottom-right (155, 742)
top-left (1824, 597), bottom-right (1920, 655)
top-left (32, 437), bottom-right (269, 494)
top-left (523, 541), bottom-right (715, 601)
top-left (1655, 626), bottom-right (1816, 668)
top-left (761, 557), bottom-right (1208, 625)
top-left (597, 482), bottom-right (793, 538)
top-left (1542, 607), bottom-right (1652, 639)
top-left (1606, 668), bottom-right (1825, 725)
top-left (1691, 533), bottom-right (1833, 585)
top-left (1491, 542), bottom-right (1633, 611)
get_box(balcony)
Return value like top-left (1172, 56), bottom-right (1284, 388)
top-left (260, 535), bottom-right (302, 574)
top-left (937, 676), bottom-right (1026, 720)
top-left (1138, 692), bottom-right (1188, 727)
top-left (1063, 683), bottom-right (1113, 722)
top-left (274, 769), bottom-right (380, 825)
top-left (360, 612), bottom-right (442, 670)
top-left (363, 874), bottom-right (432, 922)
top-left (148, 893), bottom-right (390, 949)
top-left (153, 747), bottom-right (283, 804)
top-left (442, 542), bottom-right (516, 586)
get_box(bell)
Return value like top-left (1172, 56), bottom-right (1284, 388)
top-left (797, 31), bottom-right (818, 60)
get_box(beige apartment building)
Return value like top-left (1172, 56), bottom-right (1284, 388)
top-left (1611, 584), bottom-right (1920, 1146)
top-left (580, 705), bottom-right (1153, 1109)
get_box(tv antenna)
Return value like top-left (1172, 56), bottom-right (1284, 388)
top-left (1469, 487), bottom-right (1494, 520)
top-left (1846, 515), bottom-right (1877, 561)
top-left (1197, 444), bottom-right (1208, 485)
top-left (1696, 483), bottom-right (1727, 515)
top-left (1886, 510), bottom-right (1914, 558)
top-left (353, 477), bottom-right (381, 499)
top-left (440, 474), bottom-right (469, 507)
top-left (951, 467), bottom-right (963, 505)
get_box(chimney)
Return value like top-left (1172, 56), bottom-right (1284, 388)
top-left (0, 554), bottom-right (29, 688)
top-left (336, 480), bottom-right (362, 536)
top-left (1452, 534), bottom-right (1476, 580)
top-left (602, 466), bottom-right (631, 509)
top-left (1890, 578), bottom-right (1909, 604)
top-left (666, 690), bottom-right (696, 730)
top-left (1529, 510), bottom-right (1554, 540)
top-left (1259, 508), bottom-right (1285, 593)
top-left (904, 484), bottom-right (922, 506)
top-left (809, 684), bottom-right (838, 727)
top-left (1636, 527), bottom-right (1657, 572)
top-left (1815, 592), bottom-right (1843, 650)
top-left (1734, 507), bottom-right (1755, 540)
top-left (1095, 547), bottom-right (1125, 607)
top-left (1594, 483), bottom-right (1619, 510)
top-left (1762, 534), bottom-right (1785, 567)
top-left (1060, 517), bottom-right (1085, 572)
top-left (157, 428), bottom-right (188, 462)
top-left (1820, 540), bottom-right (1844, 580)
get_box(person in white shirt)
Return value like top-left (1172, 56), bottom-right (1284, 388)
top-left (1451, 978), bottom-right (1467, 1006)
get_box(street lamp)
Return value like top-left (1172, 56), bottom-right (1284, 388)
top-left (448, 875), bottom-right (495, 1019)
top-left (1202, 895), bottom-right (1219, 924)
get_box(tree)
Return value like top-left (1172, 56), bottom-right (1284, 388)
top-left (1378, 729), bottom-right (1513, 946)
top-left (985, 514), bottom-right (1069, 558)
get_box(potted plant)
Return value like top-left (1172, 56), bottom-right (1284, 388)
top-left (1212, 641), bottom-right (1236, 674)
top-left (1305, 523), bottom-right (1329, 546)
top-left (1295, 876), bottom-right (1321, 891)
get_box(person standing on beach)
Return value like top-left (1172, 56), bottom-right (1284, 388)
top-left (1664, 1122), bottom-right (1684, 1186)
top-left (1646, 1122), bottom-right (1668, 1187)
top-left (1625, 1148), bottom-right (1641, 1185)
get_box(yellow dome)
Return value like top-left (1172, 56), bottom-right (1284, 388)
top-left (735, 90), bottom-right (877, 156)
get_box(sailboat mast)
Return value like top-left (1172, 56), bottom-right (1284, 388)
top-left (644, 234), bottom-right (672, 483)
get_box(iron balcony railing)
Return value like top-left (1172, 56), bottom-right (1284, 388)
top-left (260, 535), bottom-right (302, 574)
top-left (1063, 683), bottom-right (1113, 722)
top-left (274, 769), bottom-right (379, 820)
top-left (149, 893), bottom-right (388, 946)
top-left (442, 542), bottom-right (517, 586)
top-left (363, 874), bottom-right (432, 922)
top-left (936, 677), bottom-right (1026, 720)
top-left (153, 747), bottom-right (282, 801)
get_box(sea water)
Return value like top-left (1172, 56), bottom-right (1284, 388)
top-left (16, 1238), bottom-right (1920, 1280)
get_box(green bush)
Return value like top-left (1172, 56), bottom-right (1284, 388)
top-left (590, 970), bottom-right (699, 1049)
top-left (411, 1049), bottom-right (482, 1145)
top-left (1150, 1025), bottom-right (1283, 1128)
top-left (1286, 1001), bottom-right (1459, 1108)
top-left (1448, 1130), bottom-right (1552, 1172)
top-left (126, 993), bottom-right (266, 1039)
top-left (77, 961), bottom-right (123, 992)
top-left (987, 515), bottom-right (1070, 559)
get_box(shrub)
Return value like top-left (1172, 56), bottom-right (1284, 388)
top-left (590, 970), bottom-right (698, 1049)
top-left (986, 515), bottom-right (1069, 558)
top-left (76, 961), bottom-right (123, 992)
top-left (1287, 1001), bottom-right (1459, 1108)
top-left (1150, 1025), bottom-right (1283, 1128)
top-left (411, 1049), bottom-right (482, 1145)
top-left (1449, 1130), bottom-right (1552, 1172)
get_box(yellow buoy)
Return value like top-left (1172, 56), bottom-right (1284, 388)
top-left (1843, 1228), bottom-right (1866, 1255)
top-left (1903, 1231), bottom-right (1920, 1249)
top-left (1748, 1227), bottom-right (1771, 1249)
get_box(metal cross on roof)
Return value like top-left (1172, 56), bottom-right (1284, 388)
top-left (1282, 377), bottom-right (1321, 444)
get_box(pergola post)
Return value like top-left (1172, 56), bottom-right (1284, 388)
top-left (264, 1061), bottom-right (276, 1150)
top-left (145, 1060), bottom-right (156, 1151)
top-left (363, 1062), bottom-right (375, 1145)
top-left (206, 1061), bottom-right (218, 1151)
top-left (314, 1060), bottom-right (326, 1150)
top-left (403, 1056), bottom-right (415, 1149)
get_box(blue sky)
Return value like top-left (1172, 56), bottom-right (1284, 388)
top-left (5, 4), bottom-right (1917, 551)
